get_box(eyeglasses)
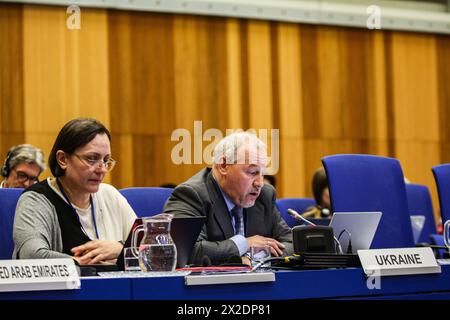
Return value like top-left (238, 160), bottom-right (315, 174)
top-left (12, 169), bottom-right (39, 184)
top-left (73, 153), bottom-right (117, 172)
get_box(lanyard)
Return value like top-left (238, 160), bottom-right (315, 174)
top-left (56, 178), bottom-right (99, 239)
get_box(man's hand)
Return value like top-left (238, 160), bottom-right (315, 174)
top-left (71, 240), bottom-right (123, 265)
top-left (246, 235), bottom-right (285, 257)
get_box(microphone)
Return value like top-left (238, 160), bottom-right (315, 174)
top-left (287, 208), bottom-right (343, 254)
top-left (287, 208), bottom-right (316, 226)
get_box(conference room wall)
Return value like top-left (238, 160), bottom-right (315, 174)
top-left (0, 4), bottom-right (25, 153)
top-left (1, 3), bottom-right (449, 223)
top-left (0, 4), bottom-right (112, 183)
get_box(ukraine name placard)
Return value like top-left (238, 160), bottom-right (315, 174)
top-left (0, 259), bottom-right (80, 292)
top-left (358, 247), bottom-right (441, 276)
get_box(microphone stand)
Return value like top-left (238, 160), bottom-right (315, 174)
top-left (287, 209), bottom-right (343, 254)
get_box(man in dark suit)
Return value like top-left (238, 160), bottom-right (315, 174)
top-left (164, 132), bottom-right (292, 265)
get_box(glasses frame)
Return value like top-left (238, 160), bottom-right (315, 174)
top-left (12, 168), bottom-right (40, 184)
top-left (72, 153), bottom-right (117, 172)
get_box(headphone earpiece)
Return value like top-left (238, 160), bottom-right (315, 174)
top-left (1, 150), bottom-right (13, 177)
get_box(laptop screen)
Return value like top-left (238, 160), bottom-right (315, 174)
top-left (330, 212), bottom-right (382, 253)
top-left (116, 216), bottom-right (205, 270)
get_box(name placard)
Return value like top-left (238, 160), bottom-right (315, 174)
top-left (0, 259), bottom-right (80, 292)
top-left (357, 247), bottom-right (441, 276)
top-left (185, 272), bottom-right (275, 286)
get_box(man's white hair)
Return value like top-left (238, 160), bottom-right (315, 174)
top-left (7, 144), bottom-right (46, 173)
top-left (213, 132), bottom-right (267, 165)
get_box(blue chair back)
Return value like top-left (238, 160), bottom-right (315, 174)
top-left (276, 198), bottom-right (316, 227)
top-left (405, 183), bottom-right (437, 244)
top-left (119, 187), bottom-right (173, 218)
top-left (0, 188), bottom-right (23, 259)
top-left (429, 234), bottom-right (446, 258)
top-left (322, 154), bottom-right (415, 249)
top-left (432, 164), bottom-right (450, 222)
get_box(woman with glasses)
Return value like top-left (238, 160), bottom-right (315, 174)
top-left (13, 118), bottom-right (137, 264)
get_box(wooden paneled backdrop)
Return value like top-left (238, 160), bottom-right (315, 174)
top-left (1, 3), bottom-right (450, 221)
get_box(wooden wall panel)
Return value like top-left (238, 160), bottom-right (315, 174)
top-left (129, 12), bottom-right (175, 135)
top-left (21, 5), bottom-right (109, 180)
top-left (301, 26), bottom-right (343, 140)
top-left (246, 20), bottom-right (273, 130)
top-left (225, 19), bottom-right (243, 129)
top-left (109, 12), bottom-right (231, 187)
top-left (22, 5), bottom-right (109, 132)
top-left (172, 15), bottom-right (229, 182)
top-left (437, 35), bottom-right (450, 163)
top-left (171, 15), bottom-right (229, 183)
top-left (387, 32), bottom-right (441, 216)
top-left (0, 4), bottom-right (24, 158)
top-left (340, 29), bottom-right (371, 141)
top-left (435, 35), bottom-right (450, 221)
top-left (274, 23), bottom-right (305, 197)
top-left (366, 32), bottom-right (389, 151)
top-left (172, 15), bottom-right (229, 130)
top-left (108, 11), bottom-right (177, 186)
top-left (389, 33), bottom-right (439, 142)
top-left (300, 26), bottom-right (376, 197)
top-left (108, 11), bottom-right (132, 134)
top-left (1, 3), bottom-right (450, 226)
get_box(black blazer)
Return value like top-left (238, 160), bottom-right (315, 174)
top-left (164, 168), bottom-right (293, 265)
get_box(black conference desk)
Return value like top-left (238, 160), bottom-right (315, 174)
top-left (1, 265), bottom-right (450, 300)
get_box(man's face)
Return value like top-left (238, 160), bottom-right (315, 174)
top-left (217, 148), bottom-right (267, 208)
top-left (4, 162), bottom-right (41, 188)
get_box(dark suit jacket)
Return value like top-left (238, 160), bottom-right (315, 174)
top-left (164, 168), bottom-right (293, 265)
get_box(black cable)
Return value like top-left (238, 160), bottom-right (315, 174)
top-left (251, 255), bottom-right (303, 272)
top-left (337, 229), bottom-right (353, 254)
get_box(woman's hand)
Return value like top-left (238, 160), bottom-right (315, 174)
top-left (71, 240), bottom-right (123, 265)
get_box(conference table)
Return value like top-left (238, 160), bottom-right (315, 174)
top-left (1, 264), bottom-right (450, 300)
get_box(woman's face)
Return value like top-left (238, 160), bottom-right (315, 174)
top-left (60, 133), bottom-right (111, 194)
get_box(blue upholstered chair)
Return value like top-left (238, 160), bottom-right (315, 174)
top-left (0, 188), bottom-right (23, 259)
top-left (276, 198), bottom-right (316, 227)
top-left (322, 154), bottom-right (415, 249)
top-left (119, 187), bottom-right (174, 218)
top-left (431, 164), bottom-right (450, 257)
top-left (430, 234), bottom-right (445, 247)
top-left (432, 164), bottom-right (450, 223)
top-left (405, 183), bottom-right (437, 244)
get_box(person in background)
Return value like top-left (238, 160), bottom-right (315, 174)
top-left (302, 167), bottom-right (332, 218)
top-left (1, 144), bottom-right (46, 188)
top-left (13, 118), bottom-right (137, 264)
top-left (160, 183), bottom-right (177, 189)
top-left (263, 175), bottom-right (276, 189)
top-left (164, 132), bottom-right (292, 266)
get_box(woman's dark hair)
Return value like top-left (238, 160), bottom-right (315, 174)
top-left (48, 118), bottom-right (111, 177)
top-left (312, 167), bottom-right (328, 207)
